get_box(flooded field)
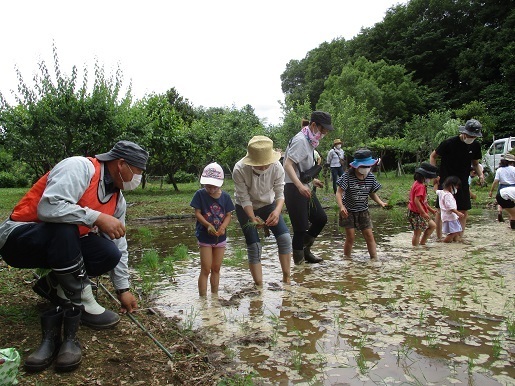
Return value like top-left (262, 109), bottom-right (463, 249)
top-left (128, 209), bottom-right (515, 385)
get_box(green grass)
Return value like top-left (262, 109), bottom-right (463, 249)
top-left (0, 173), bottom-right (495, 221)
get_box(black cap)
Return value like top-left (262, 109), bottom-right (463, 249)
top-left (310, 111), bottom-right (334, 131)
top-left (96, 140), bottom-right (149, 171)
top-left (415, 162), bottom-right (438, 178)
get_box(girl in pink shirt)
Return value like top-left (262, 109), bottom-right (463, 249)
top-left (434, 176), bottom-right (465, 242)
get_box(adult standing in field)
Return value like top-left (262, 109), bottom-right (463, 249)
top-left (430, 119), bottom-right (485, 239)
top-left (233, 136), bottom-right (292, 285)
top-left (283, 111), bottom-right (334, 265)
top-left (489, 153), bottom-right (515, 229)
top-left (0, 141), bottom-right (148, 327)
top-left (327, 138), bottom-right (345, 194)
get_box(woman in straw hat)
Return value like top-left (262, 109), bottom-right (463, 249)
top-left (233, 136), bottom-right (292, 285)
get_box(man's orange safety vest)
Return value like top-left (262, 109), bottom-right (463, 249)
top-left (11, 157), bottom-right (119, 236)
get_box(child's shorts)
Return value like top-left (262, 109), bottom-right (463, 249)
top-left (340, 210), bottom-right (372, 231)
top-left (198, 240), bottom-right (227, 248)
top-left (443, 219), bottom-right (462, 234)
top-left (407, 209), bottom-right (429, 231)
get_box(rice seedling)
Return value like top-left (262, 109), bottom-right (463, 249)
top-left (171, 243), bottom-right (190, 261)
top-left (224, 247), bottom-right (247, 267)
top-left (134, 226), bottom-right (154, 244)
top-left (182, 305), bottom-right (199, 332)
top-left (140, 249), bottom-right (159, 271)
top-left (506, 318), bottom-right (515, 338)
top-left (161, 254), bottom-right (176, 277)
top-left (492, 335), bottom-right (502, 359)
top-left (291, 349), bottom-right (303, 371)
top-left (217, 371), bottom-right (257, 386)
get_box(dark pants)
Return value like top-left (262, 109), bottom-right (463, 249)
top-left (331, 166), bottom-right (344, 194)
top-left (284, 183), bottom-right (327, 250)
top-left (235, 204), bottom-right (290, 245)
top-left (0, 223), bottom-right (121, 276)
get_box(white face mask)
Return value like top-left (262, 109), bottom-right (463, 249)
top-left (451, 187), bottom-right (458, 195)
top-left (357, 167), bottom-right (371, 177)
top-left (463, 137), bottom-right (475, 145)
top-left (120, 164), bottom-right (142, 190)
top-left (336, 145), bottom-right (342, 149)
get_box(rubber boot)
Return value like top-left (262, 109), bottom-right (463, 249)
top-left (33, 271), bottom-right (72, 308)
top-left (54, 255), bottom-right (120, 329)
top-left (24, 307), bottom-right (64, 372)
top-left (511, 220), bottom-right (515, 230)
top-left (292, 250), bottom-right (305, 265)
top-left (55, 308), bottom-right (82, 372)
top-left (303, 234), bottom-right (323, 263)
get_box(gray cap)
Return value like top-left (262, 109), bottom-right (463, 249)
top-left (458, 119), bottom-right (482, 137)
top-left (96, 140), bottom-right (149, 171)
top-left (415, 162), bottom-right (438, 178)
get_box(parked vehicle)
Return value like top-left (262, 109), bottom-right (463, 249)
top-left (483, 136), bottom-right (515, 172)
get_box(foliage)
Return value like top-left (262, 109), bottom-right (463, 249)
top-left (280, 0), bottom-right (515, 139)
top-left (133, 92), bottom-right (193, 191)
top-left (0, 44), bottom-right (133, 178)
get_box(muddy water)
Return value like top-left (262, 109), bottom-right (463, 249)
top-left (129, 209), bottom-right (515, 385)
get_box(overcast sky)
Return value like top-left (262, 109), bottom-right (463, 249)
top-left (1, 0), bottom-right (406, 125)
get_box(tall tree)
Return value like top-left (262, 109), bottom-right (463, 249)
top-left (0, 45), bottom-right (132, 178)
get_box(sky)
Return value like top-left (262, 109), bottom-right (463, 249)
top-left (1, 0), bottom-right (407, 126)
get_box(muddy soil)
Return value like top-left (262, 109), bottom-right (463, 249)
top-left (0, 265), bottom-right (235, 386)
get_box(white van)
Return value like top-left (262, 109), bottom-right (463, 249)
top-left (483, 136), bottom-right (515, 172)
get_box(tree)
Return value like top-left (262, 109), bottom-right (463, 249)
top-left (0, 45), bottom-right (133, 178)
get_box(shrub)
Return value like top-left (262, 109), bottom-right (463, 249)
top-left (170, 170), bottom-right (197, 183)
top-left (0, 172), bottom-right (28, 188)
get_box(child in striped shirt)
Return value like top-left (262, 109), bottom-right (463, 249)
top-left (336, 149), bottom-right (387, 259)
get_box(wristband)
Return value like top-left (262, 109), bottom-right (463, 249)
top-left (115, 288), bottom-right (130, 295)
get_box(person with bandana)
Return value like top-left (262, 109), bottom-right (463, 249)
top-left (430, 119), bottom-right (485, 239)
top-left (0, 141), bottom-right (149, 331)
top-left (283, 111), bottom-right (334, 265)
top-left (233, 136), bottom-right (292, 285)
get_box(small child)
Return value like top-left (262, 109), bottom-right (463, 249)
top-left (336, 149), bottom-right (387, 259)
top-left (190, 162), bottom-right (235, 296)
top-left (407, 162), bottom-right (439, 246)
top-left (434, 176), bottom-right (464, 243)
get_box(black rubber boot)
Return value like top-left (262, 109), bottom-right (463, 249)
top-left (303, 235), bottom-right (323, 263)
top-left (33, 271), bottom-right (72, 308)
top-left (54, 255), bottom-right (120, 330)
top-left (292, 250), bottom-right (305, 265)
top-left (55, 308), bottom-right (82, 372)
top-left (511, 220), bottom-right (515, 230)
top-left (24, 307), bottom-right (64, 372)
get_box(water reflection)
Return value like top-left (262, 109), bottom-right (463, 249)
top-left (130, 209), bottom-right (514, 385)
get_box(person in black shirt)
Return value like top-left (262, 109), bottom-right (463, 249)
top-left (430, 119), bottom-right (485, 239)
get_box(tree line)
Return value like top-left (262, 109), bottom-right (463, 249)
top-left (1, 0), bottom-right (513, 188)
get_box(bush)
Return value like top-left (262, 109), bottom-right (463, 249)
top-left (402, 162), bottom-right (418, 174)
top-left (0, 172), bottom-right (28, 188)
top-left (170, 170), bottom-right (197, 183)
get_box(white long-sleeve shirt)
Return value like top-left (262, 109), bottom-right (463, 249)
top-left (232, 159), bottom-right (285, 209)
top-left (0, 156), bottom-right (131, 290)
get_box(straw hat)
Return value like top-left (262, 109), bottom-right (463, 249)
top-left (333, 139), bottom-right (342, 146)
top-left (241, 136), bottom-right (281, 166)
